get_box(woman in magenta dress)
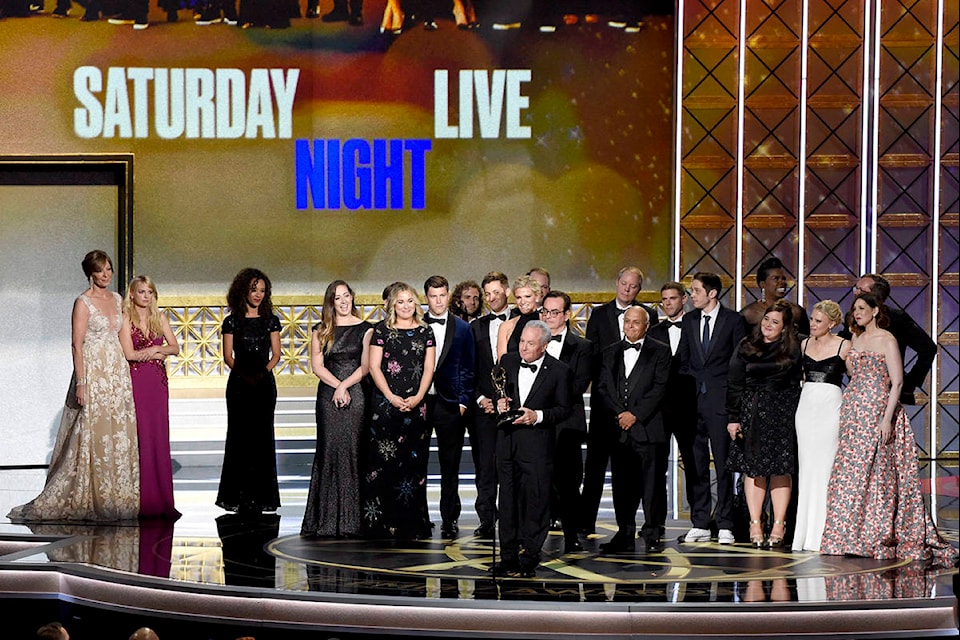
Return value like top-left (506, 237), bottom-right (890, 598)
top-left (120, 275), bottom-right (181, 520)
top-left (820, 293), bottom-right (956, 566)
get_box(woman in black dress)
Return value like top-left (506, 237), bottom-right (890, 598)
top-left (301, 280), bottom-right (373, 538)
top-left (362, 282), bottom-right (436, 539)
top-left (726, 299), bottom-right (802, 547)
top-left (216, 268), bottom-right (282, 514)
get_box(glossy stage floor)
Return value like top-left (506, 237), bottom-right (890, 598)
top-left (1, 468), bottom-right (958, 639)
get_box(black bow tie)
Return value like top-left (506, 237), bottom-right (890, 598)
top-left (667, 321), bottom-right (682, 329)
top-left (616, 307), bottom-right (628, 316)
top-left (426, 316), bottom-right (446, 325)
top-left (623, 341), bottom-right (642, 351)
top-left (491, 313), bottom-right (506, 321)
top-left (520, 362), bottom-right (538, 372)
top-left (550, 334), bottom-right (563, 342)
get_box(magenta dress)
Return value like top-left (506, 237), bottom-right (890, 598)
top-left (130, 325), bottom-right (179, 519)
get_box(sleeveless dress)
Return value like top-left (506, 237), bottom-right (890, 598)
top-left (362, 322), bottom-right (435, 539)
top-left (7, 292), bottom-right (140, 523)
top-left (820, 350), bottom-right (957, 566)
top-left (791, 340), bottom-right (845, 551)
top-left (301, 321), bottom-right (373, 538)
top-left (130, 324), bottom-right (179, 520)
top-left (725, 339), bottom-right (802, 477)
top-left (216, 313), bottom-right (282, 513)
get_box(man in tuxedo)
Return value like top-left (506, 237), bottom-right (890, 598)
top-left (423, 275), bottom-right (476, 538)
top-left (847, 273), bottom-right (936, 405)
top-left (646, 282), bottom-right (698, 539)
top-left (494, 321), bottom-right (574, 577)
top-left (469, 271), bottom-right (512, 537)
top-left (678, 272), bottom-right (746, 544)
top-left (596, 306), bottom-right (671, 552)
top-left (527, 267), bottom-right (551, 300)
top-left (540, 290), bottom-right (596, 552)
top-left (581, 266), bottom-right (659, 533)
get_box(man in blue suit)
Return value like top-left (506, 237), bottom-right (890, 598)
top-left (423, 275), bottom-right (476, 538)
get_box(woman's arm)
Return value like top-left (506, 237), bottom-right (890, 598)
top-left (72, 298), bottom-right (90, 406)
top-left (119, 314), bottom-right (138, 362)
top-left (266, 330), bottom-right (281, 372)
top-left (407, 344), bottom-right (436, 407)
top-left (495, 318), bottom-right (515, 361)
top-left (222, 333), bottom-right (235, 370)
top-left (368, 344), bottom-right (405, 409)
top-left (310, 329), bottom-right (343, 389)
top-left (331, 328), bottom-right (374, 408)
top-left (878, 332), bottom-right (903, 444)
top-left (158, 314), bottom-right (180, 357)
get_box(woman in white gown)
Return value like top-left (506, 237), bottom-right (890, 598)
top-left (8, 250), bottom-right (139, 523)
top-left (791, 300), bottom-right (849, 550)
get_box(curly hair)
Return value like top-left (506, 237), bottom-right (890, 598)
top-left (226, 268), bottom-right (273, 318)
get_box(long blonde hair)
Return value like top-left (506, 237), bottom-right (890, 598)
top-left (124, 275), bottom-right (163, 338)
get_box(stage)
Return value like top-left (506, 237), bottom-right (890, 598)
top-left (1, 466), bottom-right (958, 639)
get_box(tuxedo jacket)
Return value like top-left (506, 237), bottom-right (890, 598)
top-left (432, 311), bottom-right (476, 407)
top-left (555, 331), bottom-right (596, 434)
top-left (471, 312), bottom-right (503, 402)
top-left (586, 299), bottom-right (661, 354)
top-left (677, 304), bottom-right (746, 396)
top-left (646, 319), bottom-right (698, 425)
top-left (498, 351), bottom-right (574, 429)
top-left (596, 337), bottom-right (672, 444)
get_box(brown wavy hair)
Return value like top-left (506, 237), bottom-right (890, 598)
top-left (226, 268), bottom-right (273, 318)
top-left (741, 299), bottom-right (799, 368)
top-left (317, 280), bottom-right (359, 354)
top-left (848, 292), bottom-right (889, 336)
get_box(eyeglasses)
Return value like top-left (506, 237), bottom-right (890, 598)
top-left (539, 308), bottom-right (565, 318)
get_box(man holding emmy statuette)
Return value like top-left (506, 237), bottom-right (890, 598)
top-left (492, 321), bottom-right (574, 578)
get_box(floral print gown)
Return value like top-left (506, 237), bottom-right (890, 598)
top-left (362, 322), bottom-right (434, 539)
top-left (8, 292), bottom-right (140, 523)
top-left (820, 350), bottom-right (957, 567)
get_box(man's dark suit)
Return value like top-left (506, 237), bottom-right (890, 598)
top-left (469, 311), bottom-right (506, 528)
top-left (427, 312), bottom-right (476, 528)
top-left (678, 304), bottom-right (746, 532)
top-left (551, 331), bottom-right (596, 543)
top-left (646, 318), bottom-right (698, 533)
top-left (581, 299), bottom-right (659, 531)
top-left (496, 351), bottom-right (573, 572)
top-left (596, 336), bottom-right (671, 543)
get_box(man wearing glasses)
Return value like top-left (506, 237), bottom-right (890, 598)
top-left (540, 290), bottom-right (596, 553)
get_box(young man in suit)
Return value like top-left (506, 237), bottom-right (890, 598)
top-left (540, 290), bottom-right (596, 552)
top-left (596, 306), bottom-right (672, 553)
top-left (677, 272), bottom-right (746, 544)
top-left (646, 282), bottom-right (698, 539)
top-left (468, 271), bottom-right (512, 537)
top-left (423, 275), bottom-right (476, 538)
top-left (581, 266), bottom-right (659, 533)
top-left (494, 321), bottom-right (574, 577)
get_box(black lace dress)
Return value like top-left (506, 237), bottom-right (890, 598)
top-left (216, 313), bottom-right (282, 513)
top-left (726, 339), bottom-right (802, 477)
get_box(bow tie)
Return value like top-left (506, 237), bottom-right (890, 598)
top-left (623, 341), bottom-right (642, 351)
top-left (491, 313), bottom-right (506, 322)
top-left (550, 334), bottom-right (563, 342)
top-left (667, 321), bottom-right (682, 329)
top-left (520, 362), bottom-right (538, 372)
top-left (616, 307), bottom-right (629, 316)
top-left (426, 316), bottom-right (446, 325)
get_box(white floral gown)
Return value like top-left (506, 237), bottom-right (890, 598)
top-left (8, 292), bottom-right (140, 523)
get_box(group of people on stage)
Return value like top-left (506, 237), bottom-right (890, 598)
top-left (10, 252), bottom-right (957, 575)
top-left (8, 250), bottom-right (180, 524)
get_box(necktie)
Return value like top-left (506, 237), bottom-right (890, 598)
top-left (520, 362), bottom-right (538, 372)
top-left (623, 341), bottom-right (641, 351)
top-left (702, 315), bottom-right (711, 352)
top-left (550, 334), bottom-right (563, 342)
top-left (492, 313), bottom-right (506, 321)
top-left (426, 316), bottom-right (446, 325)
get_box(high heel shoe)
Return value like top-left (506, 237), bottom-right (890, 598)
top-left (749, 519), bottom-right (765, 548)
top-left (767, 520), bottom-right (786, 548)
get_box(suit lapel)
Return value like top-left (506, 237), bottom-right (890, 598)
top-left (436, 312), bottom-right (455, 367)
top-left (526, 358), bottom-right (548, 405)
top-left (559, 335), bottom-right (574, 364)
top-left (706, 306), bottom-right (726, 359)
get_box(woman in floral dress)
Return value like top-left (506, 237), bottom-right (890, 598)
top-left (362, 282), bottom-right (435, 539)
top-left (820, 293), bottom-right (956, 566)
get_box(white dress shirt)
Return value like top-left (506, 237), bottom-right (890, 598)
top-left (546, 328), bottom-right (566, 360)
top-left (623, 338), bottom-right (643, 378)
top-left (518, 354), bottom-right (546, 425)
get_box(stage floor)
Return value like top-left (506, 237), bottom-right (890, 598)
top-left (1, 468), bottom-right (958, 638)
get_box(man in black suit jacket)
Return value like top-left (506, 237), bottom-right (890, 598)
top-left (581, 266), bottom-right (660, 533)
top-left (423, 276), bottom-right (476, 538)
top-left (645, 282), bottom-right (698, 540)
top-left (540, 290), bottom-right (595, 552)
top-left (845, 274), bottom-right (936, 405)
top-left (596, 306), bottom-right (672, 552)
top-left (494, 320), bottom-right (574, 577)
top-left (677, 272), bottom-right (746, 545)
top-left (468, 271), bottom-right (512, 538)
